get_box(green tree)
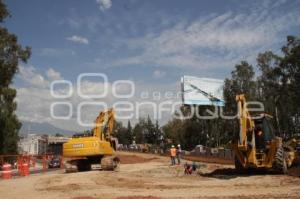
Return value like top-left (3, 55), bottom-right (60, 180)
top-left (256, 51), bottom-right (282, 133)
top-left (133, 119), bottom-right (145, 144)
top-left (55, 133), bottom-right (64, 137)
top-left (144, 115), bottom-right (156, 144)
top-left (224, 61), bottom-right (256, 104)
top-left (154, 120), bottom-right (162, 143)
top-left (279, 36), bottom-right (300, 134)
top-left (125, 120), bottom-right (133, 145)
top-left (162, 117), bottom-right (183, 145)
top-left (0, 1), bottom-right (31, 154)
top-left (222, 61), bottom-right (257, 142)
top-left (114, 121), bottom-right (128, 144)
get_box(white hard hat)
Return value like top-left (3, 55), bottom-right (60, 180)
top-left (178, 144), bottom-right (181, 147)
top-left (171, 145), bottom-right (175, 148)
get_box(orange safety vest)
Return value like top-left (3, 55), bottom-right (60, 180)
top-left (170, 148), bottom-right (177, 157)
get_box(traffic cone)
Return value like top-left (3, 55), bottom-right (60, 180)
top-left (42, 156), bottom-right (47, 171)
top-left (2, 163), bottom-right (12, 180)
top-left (22, 162), bottom-right (29, 176)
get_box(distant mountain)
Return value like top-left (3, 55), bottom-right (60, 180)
top-left (19, 121), bottom-right (77, 136)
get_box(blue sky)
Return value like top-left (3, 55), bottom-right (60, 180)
top-left (3, 0), bottom-right (300, 131)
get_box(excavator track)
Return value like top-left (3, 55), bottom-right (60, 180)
top-left (65, 159), bottom-right (79, 173)
top-left (101, 156), bottom-right (120, 171)
top-left (65, 156), bottom-right (120, 173)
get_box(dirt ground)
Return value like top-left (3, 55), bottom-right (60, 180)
top-left (0, 151), bottom-right (299, 199)
top-left (182, 155), bottom-right (233, 165)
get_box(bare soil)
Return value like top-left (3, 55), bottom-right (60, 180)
top-left (288, 167), bottom-right (300, 177)
top-left (0, 151), bottom-right (299, 199)
top-left (119, 154), bottom-right (158, 164)
top-left (182, 155), bottom-right (233, 165)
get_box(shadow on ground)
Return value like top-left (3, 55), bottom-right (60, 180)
top-left (199, 168), bottom-right (284, 180)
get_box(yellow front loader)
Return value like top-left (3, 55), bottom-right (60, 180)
top-left (233, 94), bottom-right (296, 173)
top-left (63, 108), bottom-right (119, 172)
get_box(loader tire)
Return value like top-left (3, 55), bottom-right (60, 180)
top-left (274, 147), bottom-right (288, 174)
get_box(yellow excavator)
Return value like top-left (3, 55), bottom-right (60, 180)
top-left (63, 108), bottom-right (119, 172)
top-left (233, 94), bottom-right (296, 173)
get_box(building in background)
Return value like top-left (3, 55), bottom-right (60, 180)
top-left (18, 134), bottom-right (71, 155)
top-left (18, 134), bottom-right (48, 155)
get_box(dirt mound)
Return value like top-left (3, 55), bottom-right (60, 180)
top-left (119, 154), bottom-right (158, 164)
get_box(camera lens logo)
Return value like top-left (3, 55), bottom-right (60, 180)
top-left (50, 73), bottom-right (136, 127)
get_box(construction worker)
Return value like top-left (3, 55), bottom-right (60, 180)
top-left (255, 126), bottom-right (264, 151)
top-left (177, 144), bottom-right (182, 164)
top-left (184, 162), bottom-right (197, 175)
top-left (170, 145), bottom-right (176, 165)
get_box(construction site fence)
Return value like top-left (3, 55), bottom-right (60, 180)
top-left (0, 154), bottom-right (64, 179)
top-left (118, 145), bottom-right (234, 160)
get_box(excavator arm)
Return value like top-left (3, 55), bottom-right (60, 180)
top-left (92, 108), bottom-right (115, 141)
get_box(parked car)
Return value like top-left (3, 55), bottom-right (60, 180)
top-left (48, 158), bottom-right (61, 168)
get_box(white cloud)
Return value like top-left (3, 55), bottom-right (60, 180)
top-left (16, 87), bottom-right (53, 123)
top-left (66, 35), bottom-right (89, 45)
top-left (16, 66), bottom-right (70, 125)
top-left (153, 70), bottom-right (166, 79)
top-left (19, 66), bottom-right (49, 88)
top-left (46, 68), bottom-right (62, 81)
top-left (111, 3), bottom-right (300, 70)
top-left (38, 48), bottom-right (76, 57)
top-left (96, 0), bottom-right (112, 11)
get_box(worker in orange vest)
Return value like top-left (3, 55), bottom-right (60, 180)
top-left (170, 145), bottom-right (177, 165)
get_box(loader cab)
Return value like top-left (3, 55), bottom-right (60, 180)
top-left (253, 114), bottom-right (276, 149)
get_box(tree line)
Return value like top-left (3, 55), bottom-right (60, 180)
top-left (115, 117), bottom-right (163, 146)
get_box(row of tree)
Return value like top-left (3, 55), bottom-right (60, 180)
top-left (116, 36), bottom-right (300, 150)
top-left (115, 117), bottom-right (162, 146)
